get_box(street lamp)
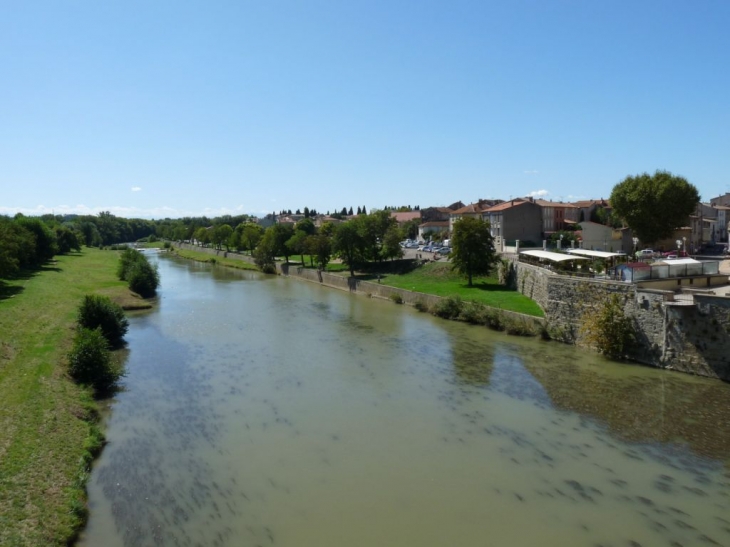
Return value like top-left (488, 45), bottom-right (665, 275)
top-left (558, 234), bottom-right (563, 250)
top-left (632, 237), bottom-right (639, 256)
top-left (676, 239), bottom-right (682, 254)
top-left (682, 236), bottom-right (686, 254)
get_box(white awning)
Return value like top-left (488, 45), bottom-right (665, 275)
top-left (520, 250), bottom-right (589, 262)
top-left (655, 258), bottom-right (701, 265)
top-left (566, 249), bottom-right (622, 258)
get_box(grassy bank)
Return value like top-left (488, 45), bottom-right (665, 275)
top-left (378, 262), bottom-right (544, 317)
top-left (0, 248), bottom-right (136, 546)
top-left (172, 247), bottom-right (259, 270)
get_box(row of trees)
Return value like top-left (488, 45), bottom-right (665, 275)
top-left (0, 215), bottom-right (82, 278)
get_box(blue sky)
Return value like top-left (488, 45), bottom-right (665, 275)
top-left (2, 1), bottom-right (728, 219)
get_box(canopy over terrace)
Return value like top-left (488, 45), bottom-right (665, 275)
top-left (520, 250), bottom-right (589, 262)
top-left (566, 249), bottom-right (622, 259)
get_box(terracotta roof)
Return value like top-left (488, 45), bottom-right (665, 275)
top-left (572, 199), bottom-right (611, 208)
top-left (485, 200), bottom-right (531, 212)
top-left (420, 221), bottom-right (449, 227)
top-left (390, 211), bottom-right (422, 223)
top-left (533, 199), bottom-right (577, 208)
top-left (451, 203), bottom-right (485, 215)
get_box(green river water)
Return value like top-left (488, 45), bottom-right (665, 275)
top-left (78, 253), bottom-right (730, 547)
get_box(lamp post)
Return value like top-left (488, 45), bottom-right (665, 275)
top-left (682, 236), bottom-right (686, 254)
top-left (558, 234), bottom-right (563, 250)
top-left (676, 239), bottom-right (682, 255)
top-left (632, 237), bottom-right (639, 257)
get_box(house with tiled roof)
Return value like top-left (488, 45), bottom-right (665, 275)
top-left (448, 199), bottom-right (503, 233)
top-left (390, 211), bottom-right (422, 224)
top-left (571, 198), bottom-right (611, 223)
top-left (482, 199), bottom-right (542, 252)
top-left (533, 199), bottom-right (579, 236)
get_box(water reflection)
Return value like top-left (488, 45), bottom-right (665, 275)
top-left (79, 255), bottom-right (730, 547)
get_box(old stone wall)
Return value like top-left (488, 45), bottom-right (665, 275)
top-left (280, 263), bottom-right (545, 330)
top-left (513, 258), bottom-right (730, 381)
top-left (174, 242), bottom-right (258, 265)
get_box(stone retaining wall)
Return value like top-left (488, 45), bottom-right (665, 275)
top-left (512, 257), bottom-right (730, 381)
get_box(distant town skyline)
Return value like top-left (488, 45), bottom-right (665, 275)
top-left (2, 1), bottom-right (729, 219)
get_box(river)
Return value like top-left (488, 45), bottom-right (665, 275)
top-left (78, 252), bottom-right (730, 547)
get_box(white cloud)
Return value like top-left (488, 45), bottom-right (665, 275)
top-left (527, 189), bottom-right (549, 198)
top-left (131, 186), bottom-right (142, 192)
top-left (524, 170), bottom-right (539, 174)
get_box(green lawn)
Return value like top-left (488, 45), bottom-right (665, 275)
top-left (0, 248), bottom-right (135, 546)
top-left (378, 262), bottom-right (544, 317)
top-left (172, 248), bottom-right (259, 270)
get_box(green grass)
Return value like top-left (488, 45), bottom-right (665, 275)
top-left (0, 247), bottom-right (135, 546)
top-left (172, 248), bottom-right (259, 270)
top-left (378, 262), bottom-right (544, 317)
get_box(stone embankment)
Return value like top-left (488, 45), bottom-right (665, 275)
top-left (173, 243), bottom-right (544, 332)
top-left (511, 259), bottom-right (730, 381)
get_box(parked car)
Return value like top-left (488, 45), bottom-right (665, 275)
top-left (638, 249), bottom-right (655, 257)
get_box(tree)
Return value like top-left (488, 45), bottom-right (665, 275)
top-left (610, 170), bottom-right (700, 245)
top-left (332, 221), bottom-right (365, 277)
top-left (306, 234), bottom-right (332, 270)
top-left (295, 217), bottom-right (315, 236)
top-left (287, 230), bottom-right (309, 265)
top-left (381, 225), bottom-right (404, 261)
top-left (240, 223), bottom-right (264, 254)
top-left (450, 217), bottom-right (497, 287)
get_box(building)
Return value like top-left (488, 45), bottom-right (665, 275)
top-left (483, 199), bottom-right (542, 252)
top-left (448, 199), bottom-right (503, 233)
top-left (533, 200), bottom-right (579, 236)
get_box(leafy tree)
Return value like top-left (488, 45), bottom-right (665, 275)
top-left (295, 217), bottom-right (316, 236)
top-left (270, 224), bottom-right (294, 263)
top-left (54, 225), bottom-right (82, 254)
top-left (254, 229), bottom-right (277, 273)
top-left (401, 219), bottom-right (420, 240)
top-left (381, 225), bottom-right (404, 261)
top-left (14, 216), bottom-right (58, 263)
top-left (319, 221), bottom-right (335, 237)
top-left (287, 230), bottom-right (309, 265)
top-left (0, 217), bottom-right (36, 277)
top-left (450, 217), bottom-right (497, 286)
top-left (356, 206), bottom-right (362, 215)
top-left (362, 205), bottom-right (367, 215)
top-left (303, 206), bottom-right (310, 218)
top-left (212, 224), bottom-right (233, 250)
top-left (306, 234), bottom-right (332, 270)
top-left (348, 207), bottom-right (354, 216)
top-left (610, 170), bottom-right (700, 245)
top-left (332, 221), bottom-right (365, 277)
top-left (240, 223), bottom-right (264, 254)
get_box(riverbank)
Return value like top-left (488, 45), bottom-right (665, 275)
top-left (0, 248), bottom-right (137, 546)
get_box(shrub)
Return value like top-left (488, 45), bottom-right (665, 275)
top-left (432, 295), bottom-right (463, 319)
top-left (67, 327), bottom-right (121, 393)
top-left (128, 260), bottom-right (160, 298)
top-left (414, 299), bottom-right (429, 312)
top-left (389, 293), bottom-right (404, 304)
top-left (118, 248), bottom-right (160, 297)
top-left (77, 295), bottom-right (129, 347)
top-left (503, 317), bottom-right (537, 336)
top-left (459, 301), bottom-right (489, 325)
top-left (580, 294), bottom-right (635, 358)
top-left (163, 241), bottom-right (172, 250)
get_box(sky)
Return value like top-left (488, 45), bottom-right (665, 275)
top-left (2, 1), bottom-right (729, 219)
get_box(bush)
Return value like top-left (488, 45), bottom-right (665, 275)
top-left (459, 301), bottom-right (489, 325)
top-left (67, 327), bottom-right (121, 393)
top-left (580, 294), bottom-right (635, 358)
top-left (432, 296), bottom-right (463, 319)
top-left (77, 295), bottom-right (129, 347)
top-left (128, 260), bottom-right (160, 298)
top-left (163, 241), bottom-right (172, 250)
top-left (118, 248), bottom-right (160, 297)
top-left (389, 293), bottom-right (404, 304)
top-left (414, 299), bottom-right (429, 312)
